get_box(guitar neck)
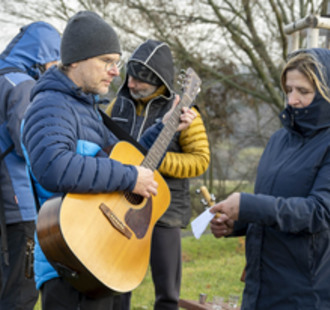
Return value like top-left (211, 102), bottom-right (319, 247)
top-left (142, 93), bottom-right (191, 171)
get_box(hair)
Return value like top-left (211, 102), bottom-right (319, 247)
top-left (58, 62), bottom-right (70, 73)
top-left (280, 52), bottom-right (330, 103)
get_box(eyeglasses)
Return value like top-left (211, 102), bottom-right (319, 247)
top-left (99, 57), bottom-right (125, 72)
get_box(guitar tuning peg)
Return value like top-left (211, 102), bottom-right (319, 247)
top-left (178, 70), bottom-right (186, 81)
top-left (200, 198), bottom-right (208, 206)
top-left (195, 188), bottom-right (201, 194)
top-left (210, 194), bottom-right (216, 202)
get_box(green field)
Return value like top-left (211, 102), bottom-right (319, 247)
top-left (34, 232), bottom-right (245, 309)
top-left (131, 232), bottom-right (245, 309)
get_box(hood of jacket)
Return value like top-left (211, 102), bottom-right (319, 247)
top-left (0, 21), bottom-right (61, 79)
top-left (280, 48), bottom-right (330, 137)
top-left (119, 39), bottom-right (174, 97)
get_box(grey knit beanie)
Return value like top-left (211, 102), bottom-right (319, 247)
top-left (61, 11), bottom-right (121, 65)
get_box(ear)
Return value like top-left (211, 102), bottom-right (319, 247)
top-left (70, 62), bottom-right (79, 68)
top-left (45, 61), bottom-right (59, 70)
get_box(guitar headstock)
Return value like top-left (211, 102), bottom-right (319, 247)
top-left (178, 67), bottom-right (201, 108)
top-left (196, 185), bottom-right (216, 208)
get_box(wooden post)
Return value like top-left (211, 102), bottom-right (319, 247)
top-left (287, 32), bottom-right (300, 53)
top-left (284, 14), bottom-right (330, 50)
top-left (306, 28), bottom-right (319, 48)
top-left (284, 15), bottom-right (330, 35)
top-left (326, 0), bottom-right (330, 48)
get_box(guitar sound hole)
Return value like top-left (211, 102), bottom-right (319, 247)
top-left (124, 192), bottom-right (143, 205)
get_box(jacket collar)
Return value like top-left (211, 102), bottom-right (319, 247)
top-left (280, 96), bottom-right (330, 137)
top-left (30, 66), bottom-right (96, 107)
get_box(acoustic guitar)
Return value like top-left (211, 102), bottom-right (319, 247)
top-left (36, 68), bottom-right (201, 298)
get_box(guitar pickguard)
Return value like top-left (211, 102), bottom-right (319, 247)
top-left (125, 197), bottom-right (152, 239)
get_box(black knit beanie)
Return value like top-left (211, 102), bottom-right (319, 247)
top-left (61, 11), bottom-right (121, 65)
top-left (127, 61), bottom-right (163, 86)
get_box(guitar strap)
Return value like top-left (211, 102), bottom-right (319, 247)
top-left (98, 108), bottom-right (147, 155)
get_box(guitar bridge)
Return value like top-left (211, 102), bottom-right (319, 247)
top-left (99, 203), bottom-right (132, 239)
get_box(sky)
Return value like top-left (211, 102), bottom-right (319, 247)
top-left (0, 5), bottom-right (66, 50)
top-left (0, 23), bottom-right (21, 48)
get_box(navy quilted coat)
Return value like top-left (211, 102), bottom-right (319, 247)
top-left (0, 22), bottom-right (60, 224)
top-left (21, 66), bottom-right (163, 289)
top-left (236, 48), bottom-right (330, 309)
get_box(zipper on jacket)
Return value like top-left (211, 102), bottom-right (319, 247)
top-left (290, 111), bottom-right (295, 127)
top-left (137, 100), bottom-right (153, 140)
top-left (93, 97), bottom-right (109, 147)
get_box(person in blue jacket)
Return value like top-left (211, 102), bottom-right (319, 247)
top-left (0, 22), bottom-right (61, 309)
top-left (210, 48), bottom-right (330, 309)
top-left (21, 11), bottom-right (195, 310)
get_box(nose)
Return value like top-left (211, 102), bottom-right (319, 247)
top-left (128, 76), bottom-right (137, 88)
top-left (287, 90), bottom-right (299, 106)
top-left (107, 65), bottom-right (120, 76)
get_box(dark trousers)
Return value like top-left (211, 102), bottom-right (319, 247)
top-left (151, 226), bottom-right (181, 310)
top-left (0, 221), bottom-right (39, 310)
top-left (41, 277), bottom-right (121, 310)
top-left (119, 225), bottom-right (182, 310)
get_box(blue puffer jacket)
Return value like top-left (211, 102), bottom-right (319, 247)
top-left (235, 48), bottom-right (330, 309)
top-left (21, 65), bottom-right (163, 289)
top-left (0, 22), bottom-right (60, 224)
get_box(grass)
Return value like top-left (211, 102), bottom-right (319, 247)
top-left (130, 232), bottom-right (245, 309)
top-left (34, 232), bottom-right (246, 310)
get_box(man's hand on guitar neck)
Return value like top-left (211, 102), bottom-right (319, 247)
top-left (177, 106), bottom-right (196, 131)
top-left (162, 94), bottom-right (197, 132)
top-left (133, 166), bottom-right (158, 198)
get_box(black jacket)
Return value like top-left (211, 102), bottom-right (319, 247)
top-left (110, 40), bottom-right (192, 227)
top-left (237, 48), bottom-right (330, 309)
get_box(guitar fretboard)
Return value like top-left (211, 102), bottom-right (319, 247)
top-left (142, 92), bottom-right (193, 171)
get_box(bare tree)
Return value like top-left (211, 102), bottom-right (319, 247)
top-left (1, 0), bottom-right (326, 199)
top-left (108, 0), bottom-right (325, 195)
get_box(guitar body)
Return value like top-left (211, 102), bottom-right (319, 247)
top-left (37, 141), bottom-right (171, 297)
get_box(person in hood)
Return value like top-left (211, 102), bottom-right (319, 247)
top-left (210, 48), bottom-right (330, 309)
top-left (106, 39), bottom-right (210, 310)
top-left (0, 21), bottom-right (60, 310)
top-left (21, 12), bottom-right (195, 310)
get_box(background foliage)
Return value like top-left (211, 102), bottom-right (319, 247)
top-left (1, 0), bottom-right (328, 201)
top-left (2, 2), bottom-right (328, 308)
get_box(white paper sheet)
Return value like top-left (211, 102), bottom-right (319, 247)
top-left (191, 208), bottom-right (215, 239)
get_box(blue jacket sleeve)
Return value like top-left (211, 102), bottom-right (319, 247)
top-left (22, 94), bottom-right (138, 194)
top-left (138, 121), bottom-right (164, 150)
top-left (138, 122), bottom-right (166, 168)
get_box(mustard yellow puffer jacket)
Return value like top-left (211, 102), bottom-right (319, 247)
top-left (158, 106), bottom-right (210, 178)
top-left (106, 98), bottom-right (210, 179)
